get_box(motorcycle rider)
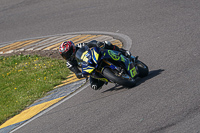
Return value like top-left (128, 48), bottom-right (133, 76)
top-left (59, 40), bottom-right (131, 90)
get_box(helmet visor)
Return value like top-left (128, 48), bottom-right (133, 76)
top-left (61, 46), bottom-right (74, 60)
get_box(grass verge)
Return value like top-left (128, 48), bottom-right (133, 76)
top-left (0, 55), bottom-right (70, 125)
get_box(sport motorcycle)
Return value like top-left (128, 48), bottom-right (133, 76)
top-left (75, 46), bottom-right (149, 88)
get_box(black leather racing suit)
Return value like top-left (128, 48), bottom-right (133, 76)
top-left (66, 40), bottom-right (128, 90)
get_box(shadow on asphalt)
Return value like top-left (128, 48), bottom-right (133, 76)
top-left (102, 69), bottom-right (165, 93)
top-left (136, 69), bottom-right (165, 86)
top-left (43, 70), bottom-right (165, 116)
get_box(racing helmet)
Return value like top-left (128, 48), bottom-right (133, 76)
top-left (59, 41), bottom-right (76, 60)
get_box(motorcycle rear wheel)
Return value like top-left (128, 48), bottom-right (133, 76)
top-left (102, 68), bottom-right (136, 88)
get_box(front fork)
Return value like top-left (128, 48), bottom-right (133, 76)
top-left (131, 55), bottom-right (139, 64)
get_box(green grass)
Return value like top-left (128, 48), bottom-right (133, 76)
top-left (0, 55), bottom-right (70, 125)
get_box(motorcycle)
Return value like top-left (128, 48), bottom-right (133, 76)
top-left (75, 46), bottom-right (149, 88)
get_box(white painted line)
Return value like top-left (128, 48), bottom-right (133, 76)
top-left (93, 35), bottom-right (113, 42)
top-left (25, 36), bottom-right (64, 51)
top-left (20, 37), bottom-right (58, 51)
top-left (34, 35), bottom-right (77, 51)
top-left (10, 83), bottom-right (90, 133)
top-left (5, 50), bottom-right (14, 54)
top-left (0, 43), bottom-right (10, 48)
top-left (0, 31), bottom-right (132, 132)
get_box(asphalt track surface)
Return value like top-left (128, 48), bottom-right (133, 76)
top-left (0, 33), bottom-right (124, 132)
top-left (1, 0), bottom-right (200, 133)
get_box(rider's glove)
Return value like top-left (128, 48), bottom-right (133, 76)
top-left (77, 43), bottom-right (86, 48)
top-left (104, 41), bottom-right (112, 46)
top-left (97, 41), bottom-right (114, 49)
top-left (96, 41), bottom-right (105, 48)
top-left (125, 50), bottom-right (131, 58)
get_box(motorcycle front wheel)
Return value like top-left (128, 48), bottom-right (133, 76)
top-left (136, 60), bottom-right (149, 78)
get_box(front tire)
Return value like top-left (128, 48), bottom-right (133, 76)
top-left (136, 60), bottom-right (149, 78)
top-left (102, 68), bottom-right (136, 88)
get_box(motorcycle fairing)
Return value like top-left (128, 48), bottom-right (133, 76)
top-left (90, 72), bottom-right (109, 82)
top-left (81, 62), bottom-right (95, 75)
top-left (128, 62), bottom-right (138, 78)
top-left (80, 47), bottom-right (100, 64)
top-left (101, 50), bottom-right (138, 78)
top-left (90, 47), bottom-right (100, 64)
top-left (78, 47), bottom-right (138, 79)
top-left (80, 47), bottom-right (100, 75)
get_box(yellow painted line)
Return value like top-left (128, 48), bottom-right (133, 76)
top-left (0, 96), bottom-right (65, 129)
top-left (49, 73), bottom-right (84, 88)
top-left (62, 74), bottom-right (77, 83)
top-left (74, 35), bottom-right (101, 45)
top-left (115, 43), bottom-right (123, 48)
top-left (72, 35), bottom-right (93, 43)
top-left (43, 41), bottom-right (64, 50)
top-left (111, 40), bottom-right (122, 45)
top-left (54, 79), bottom-right (83, 88)
top-left (61, 77), bottom-right (80, 83)
top-left (66, 73), bottom-right (76, 78)
top-left (54, 78), bottom-right (84, 88)
top-left (0, 41), bottom-right (27, 52)
top-left (62, 78), bottom-right (83, 84)
top-left (34, 35), bottom-right (78, 51)
top-left (111, 40), bottom-right (121, 43)
top-left (52, 34), bottom-right (95, 50)
top-left (16, 39), bottom-right (44, 48)
top-left (117, 44), bottom-right (123, 48)
top-left (0, 34), bottom-right (124, 131)
top-left (44, 35), bottom-right (85, 50)
top-left (62, 77), bottom-right (77, 83)
top-left (14, 39), bottom-right (43, 50)
top-left (1, 39), bottom-right (44, 53)
top-left (43, 42), bottom-right (61, 50)
top-left (111, 40), bottom-right (122, 48)
top-left (52, 35), bottom-right (102, 50)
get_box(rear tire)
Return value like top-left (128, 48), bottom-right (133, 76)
top-left (136, 60), bottom-right (149, 78)
top-left (102, 68), bottom-right (136, 88)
